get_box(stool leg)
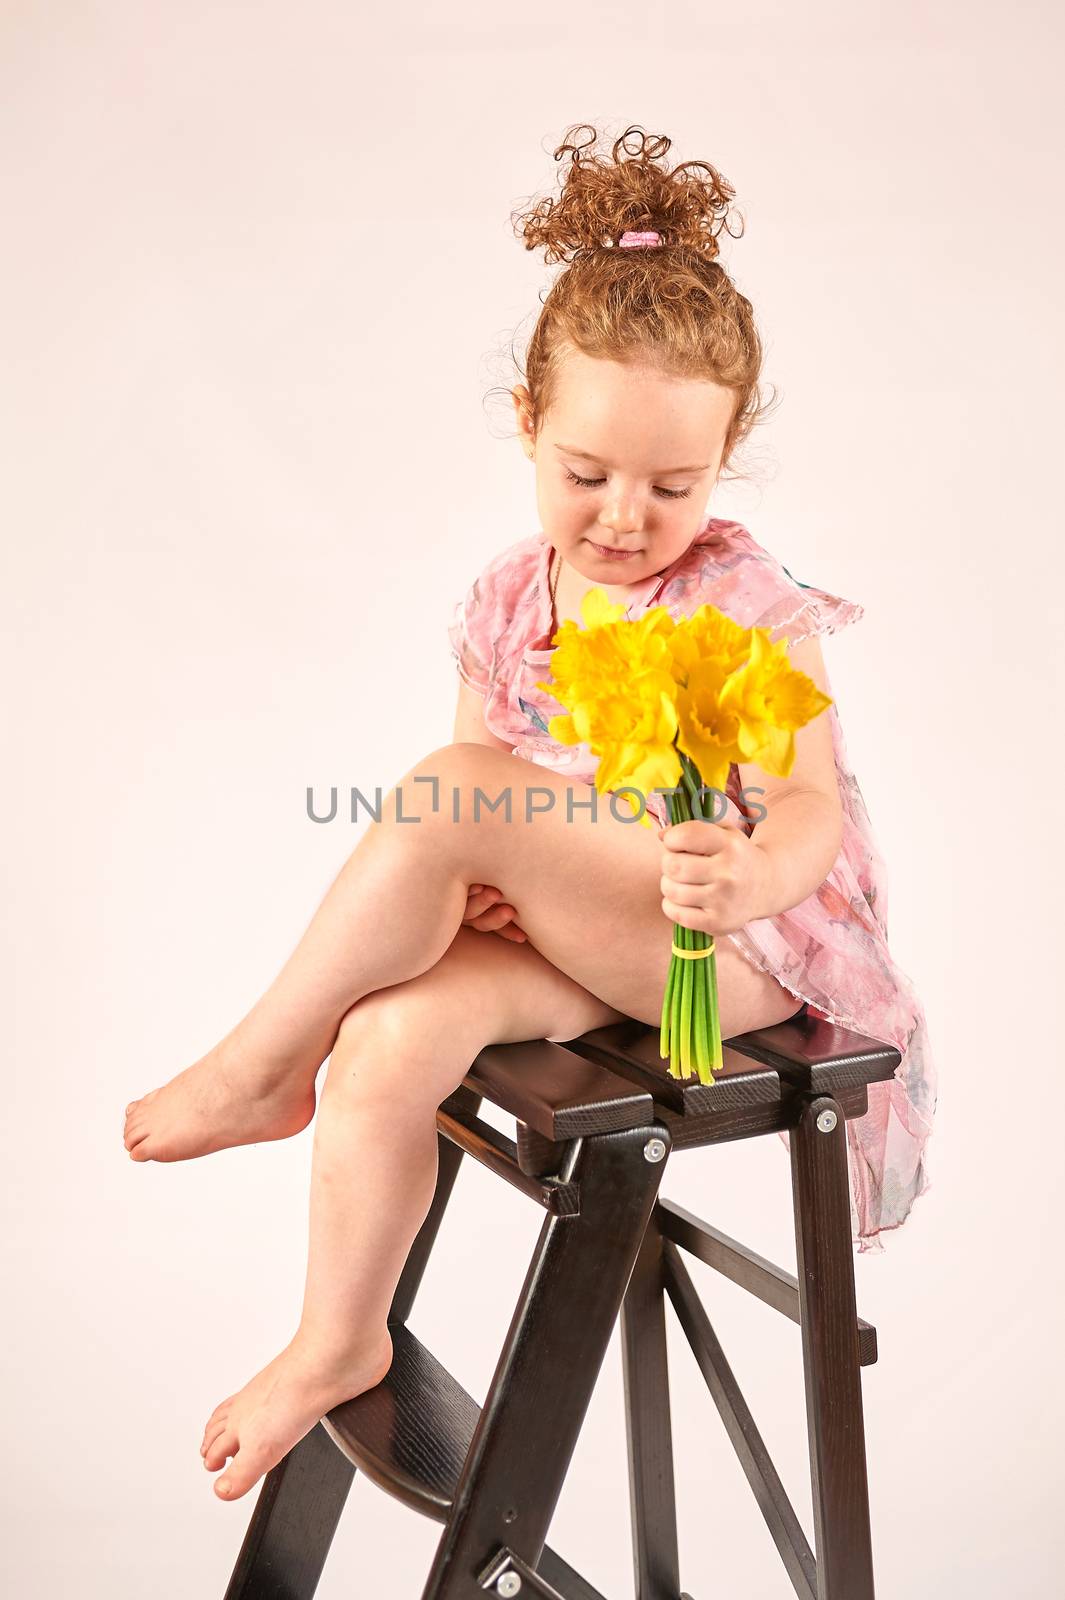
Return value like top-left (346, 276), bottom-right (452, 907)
top-left (421, 1121), bottom-right (671, 1600)
top-left (790, 1093), bottom-right (875, 1600)
top-left (621, 1218), bottom-right (681, 1600)
top-left (222, 1421), bottom-right (354, 1600)
top-left (221, 1089), bottom-right (482, 1597)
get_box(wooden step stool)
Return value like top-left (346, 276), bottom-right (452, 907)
top-left (222, 1009), bottom-right (898, 1600)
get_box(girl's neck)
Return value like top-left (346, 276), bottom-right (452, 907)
top-left (551, 547), bottom-right (651, 629)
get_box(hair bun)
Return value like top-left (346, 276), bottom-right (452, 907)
top-left (511, 123), bottom-right (742, 267)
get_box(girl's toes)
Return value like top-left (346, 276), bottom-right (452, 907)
top-left (214, 1446), bottom-right (267, 1500)
top-left (206, 1395), bottom-right (237, 1428)
top-left (204, 1429), bottom-right (237, 1471)
top-left (201, 1423), bottom-right (226, 1459)
top-left (202, 1412), bottom-right (233, 1456)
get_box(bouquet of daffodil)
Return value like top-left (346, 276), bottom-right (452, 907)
top-left (534, 589), bottom-right (832, 1084)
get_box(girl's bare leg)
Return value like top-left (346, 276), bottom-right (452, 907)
top-left (198, 906), bottom-right (800, 1502)
top-left (125, 742), bottom-right (801, 1161)
top-left (197, 926), bottom-right (632, 1501)
top-left (179, 740), bottom-right (804, 1500)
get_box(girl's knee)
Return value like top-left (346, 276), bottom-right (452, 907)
top-left (407, 740), bottom-right (509, 793)
top-left (323, 924), bottom-right (608, 1092)
top-left (323, 960), bottom-right (491, 1102)
top-left (326, 990), bottom-right (433, 1076)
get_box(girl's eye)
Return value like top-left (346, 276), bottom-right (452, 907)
top-left (564, 467), bottom-right (692, 501)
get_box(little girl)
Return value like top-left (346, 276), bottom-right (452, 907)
top-left (122, 123), bottom-right (936, 1503)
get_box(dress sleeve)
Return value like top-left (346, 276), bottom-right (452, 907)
top-left (658, 525), bottom-right (864, 647)
top-left (447, 542), bottom-right (528, 697)
top-left (750, 558), bottom-right (865, 647)
top-left (448, 589), bottom-right (492, 696)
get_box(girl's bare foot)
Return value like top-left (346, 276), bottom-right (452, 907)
top-left (123, 1032), bottom-right (318, 1162)
top-left (200, 1328), bottom-right (395, 1501)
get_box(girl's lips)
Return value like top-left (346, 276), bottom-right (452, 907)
top-left (587, 540), bottom-right (640, 560)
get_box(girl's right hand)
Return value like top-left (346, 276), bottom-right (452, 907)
top-left (463, 884), bottom-right (528, 943)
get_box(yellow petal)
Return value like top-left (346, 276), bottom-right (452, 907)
top-left (581, 587), bottom-right (628, 628)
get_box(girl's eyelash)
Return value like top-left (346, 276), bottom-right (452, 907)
top-left (563, 467), bottom-right (692, 500)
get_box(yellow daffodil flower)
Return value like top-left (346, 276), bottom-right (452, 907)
top-left (530, 586), bottom-right (834, 1084)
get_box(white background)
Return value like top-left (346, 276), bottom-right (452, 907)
top-left (3, 2), bottom-right (1062, 1595)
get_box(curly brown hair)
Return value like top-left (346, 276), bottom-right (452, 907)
top-left (504, 123), bottom-right (774, 478)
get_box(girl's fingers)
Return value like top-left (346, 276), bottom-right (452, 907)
top-left (467, 885), bottom-right (501, 905)
top-left (463, 888), bottom-right (501, 921)
top-left (464, 889), bottom-right (523, 937)
top-left (471, 904), bottom-right (517, 931)
top-left (660, 877), bottom-right (709, 906)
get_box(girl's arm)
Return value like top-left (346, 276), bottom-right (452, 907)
top-left (452, 678), bottom-right (516, 753)
top-left (736, 634), bottom-right (843, 915)
top-left (747, 789), bottom-right (842, 915)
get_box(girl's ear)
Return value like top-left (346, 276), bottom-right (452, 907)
top-left (511, 386), bottom-right (536, 459)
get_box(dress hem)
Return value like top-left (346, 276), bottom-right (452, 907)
top-left (723, 929), bottom-right (929, 1255)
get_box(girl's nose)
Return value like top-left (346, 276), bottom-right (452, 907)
top-left (598, 513), bottom-right (643, 539)
top-left (598, 496), bottom-right (644, 536)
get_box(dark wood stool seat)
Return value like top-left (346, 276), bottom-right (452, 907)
top-left (223, 1012), bottom-right (898, 1600)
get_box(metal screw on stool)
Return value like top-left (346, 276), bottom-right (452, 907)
top-left (643, 1137), bottom-right (667, 1163)
top-left (816, 1108), bottom-right (838, 1133)
top-left (496, 1571), bottom-right (522, 1596)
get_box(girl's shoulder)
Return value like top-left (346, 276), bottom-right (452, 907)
top-left (460, 530), bottom-right (545, 606)
top-left (451, 531), bottom-right (547, 646)
top-left (658, 517), bottom-right (865, 646)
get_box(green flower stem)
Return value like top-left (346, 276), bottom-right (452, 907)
top-left (693, 953), bottom-right (709, 1079)
top-left (679, 923), bottom-right (693, 1074)
top-left (656, 750), bottom-right (726, 1084)
top-left (670, 932), bottom-right (683, 1075)
top-left (683, 750), bottom-right (714, 821)
top-left (659, 940), bottom-right (677, 1060)
top-left (708, 944), bottom-right (722, 1075)
top-left (680, 757), bottom-right (706, 1082)
top-left (678, 755), bottom-right (705, 820)
top-left (670, 783), bottom-right (687, 1079)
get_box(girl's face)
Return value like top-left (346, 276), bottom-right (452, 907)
top-left (513, 350), bottom-right (737, 587)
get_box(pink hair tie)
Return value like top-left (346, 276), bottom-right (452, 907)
top-left (618, 229), bottom-right (663, 248)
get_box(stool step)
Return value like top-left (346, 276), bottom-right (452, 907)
top-left (320, 1322), bottom-right (479, 1522)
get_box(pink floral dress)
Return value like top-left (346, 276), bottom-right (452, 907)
top-left (448, 516), bottom-right (937, 1253)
